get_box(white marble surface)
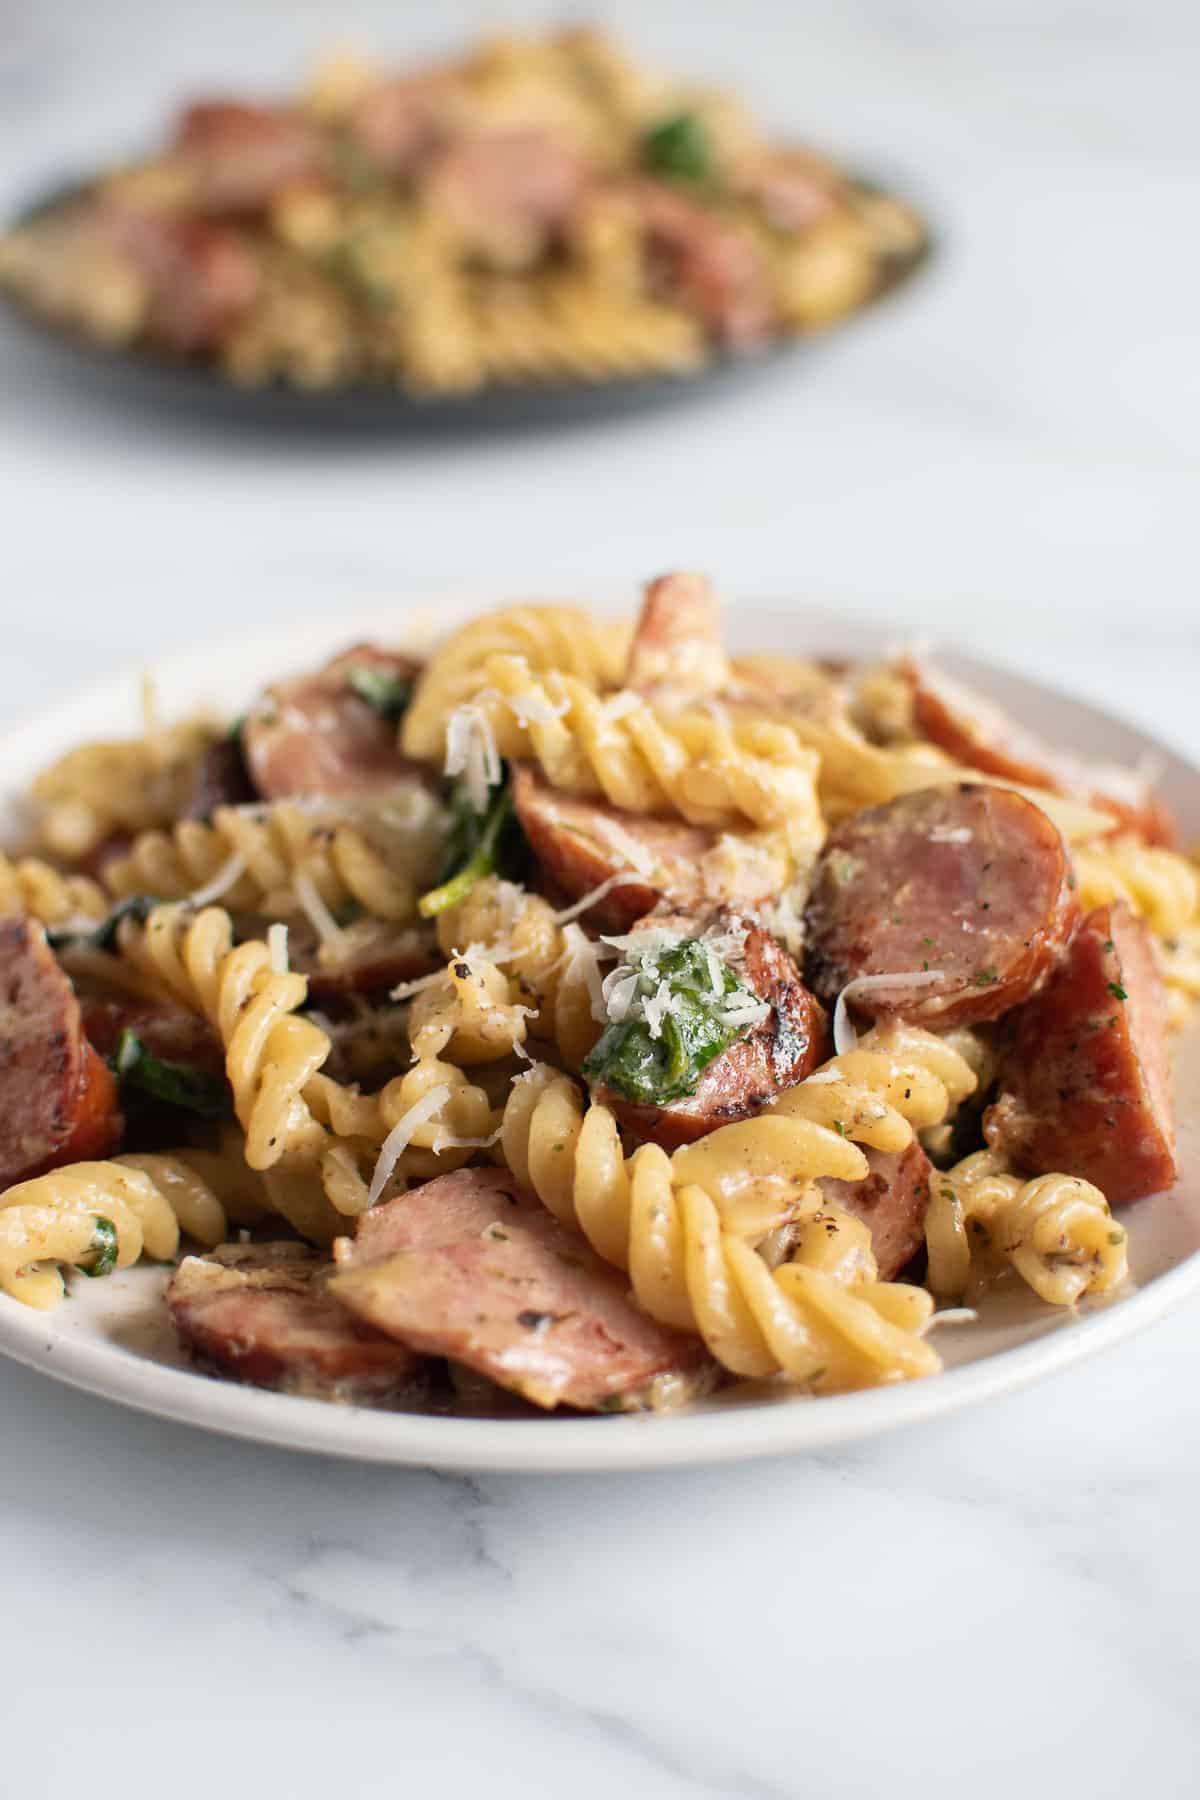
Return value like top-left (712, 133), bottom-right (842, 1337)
top-left (2, 3), bottom-right (1199, 1795)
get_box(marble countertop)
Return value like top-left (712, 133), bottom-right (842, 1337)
top-left (2, 3), bottom-right (1198, 1795)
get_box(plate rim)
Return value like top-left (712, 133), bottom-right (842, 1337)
top-left (1, 597), bottom-right (1196, 1472)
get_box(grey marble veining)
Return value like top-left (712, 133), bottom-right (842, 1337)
top-left (1, 3), bottom-right (1199, 1795)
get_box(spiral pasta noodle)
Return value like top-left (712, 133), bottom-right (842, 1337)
top-left (470, 274), bottom-right (707, 388)
top-left (401, 604), bottom-right (632, 760)
top-left (924, 1149), bottom-right (1127, 1306)
top-left (30, 718), bottom-right (220, 861)
top-left (496, 1024), bottom-right (975, 1387)
top-left (103, 801), bottom-right (428, 924)
top-left (0, 853), bottom-right (106, 926)
top-left (434, 875), bottom-right (605, 1068)
top-left (456, 653), bottom-right (824, 848)
top-left (1073, 837), bottom-right (1200, 940)
top-left (115, 904), bottom-right (331, 1170)
top-left (0, 1153), bottom-right (240, 1309)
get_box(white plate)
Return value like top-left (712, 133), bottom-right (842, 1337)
top-left (1, 598), bottom-right (1197, 1472)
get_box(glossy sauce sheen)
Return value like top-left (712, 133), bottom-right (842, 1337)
top-left (804, 784), bottom-right (1079, 1026)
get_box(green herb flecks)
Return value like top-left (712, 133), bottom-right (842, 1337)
top-left (115, 1030), bottom-right (231, 1120)
top-left (973, 967), bottom-right (999, 987)
top-left (583, 935), bottom-right (763, 1108)
top-left (640, 111), bottom-right (714, 185)
top-left (345, 663), bottom-right (413, 721)
top-left (82, 1218), bottom-right (119, 1279)
top-left (1107, 981), bottom-right (1128, 1001)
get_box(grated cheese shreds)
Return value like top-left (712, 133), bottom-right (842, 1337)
top-left (601, 923), bottom-right (686, 956)
top-left (267, 921), bottom-right (289, 974)
top-left (549, 871), bottom-right (646, 927)
top-left (557, 921), bottom-right (609, 1023)
top-left (186, 850), bottom-right (249, 909)
top-left (601, 967), bottom-right (639, 1022)
top-left (923, 1307), bottom-right (980, 1332)
top-left (390, 965), bottom-right (458, 1001)
top-left (366, 1083), bottom-right (451, 1207)
top-left (719, 1000), bottom-right (771, 1030)
top-left (601, 690), bottom-right (640, 722)
top-left (444, 703), bottom-right (501, 814)
top-left (642, 979), bottom-right (673, 1040)
top-left (292, 869), bottom-right (348, 952)
top-left (929, 826), bottom-right (972, 845)
top-left (430, 1123), bottom-right (503, 1154)
top-left (705, 944), bottom-right (724, 993)
top-left (593, 818), bottom-right (656, 878)
top-left (504, 686), bottom-right (569, 729)
top-left (832, 969), bottom-right (945, 1056)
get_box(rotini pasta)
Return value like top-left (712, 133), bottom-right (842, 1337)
top-left (402, 604), bottom-right (631, 759)
top-left (1073, 837), bottom-right (1200, 940)
top-left (30, 716), bottom-right (220, 861)
top-left (102, 798), bottom-right (440, 925)
top-left (0, 852), bottom-right (106, 926)
top-left (453, 653), bottom-right (825, 850)
top-left (496, 1024), bottom-right (976, 1387)
top-left (0, 1152), bottom-right (238, 1308)
top-left (924, 1150), bottom-right (1127, 1306)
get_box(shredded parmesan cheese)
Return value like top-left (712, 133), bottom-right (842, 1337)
top-left (430, 1124), bottom-right (503, 1154)
top-left (503, 687), bottom-right (570, 729)
top-left (292, 870), bottom-right (348, 953)
top-left (366, 1083), bottom-right (451, 1206)
top-left (929, 826), bottom-right (972, 845)
top-left (832, 969), bottom-right (945, 1055)
top-left (444, 703), bottom-right (501, 813)
top-left (549, 871), bottom-right (645, 927)
top-left (922, 1307), bottom-right (980, 1331)
top-left (267, 921), bottom-right (289, 974)
top-left (186, 850), bottom-right (249, 908)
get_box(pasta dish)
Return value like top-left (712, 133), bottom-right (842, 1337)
top-left (0, 576), bottom-right (1187, 1417)
top-left (0, 30), bottom-right (927, 396)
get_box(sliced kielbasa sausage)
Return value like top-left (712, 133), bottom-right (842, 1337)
top-left (817, 1139), bottom-right (933, 1281)
top-left (167, 1243), bottom-right (425, 1400)
top-left (241, 643), bottom-right (426, 802)
top-left (511, 763), bottom-right (781, 931)
top-left (904, 659), bottom-right (1177, 848)
top-left (331, 1167), bottom-right (715, 1412)
top-left (984, 902), bottom-right (1177, 1204)
top-left (804, 784), bottom-right (1079, 1027)
top-left (418, 127), bottom-right (588, 270)
top-left (0, 916), bottom-right (121, 1186)
top-left (98, 206), bottom-right (260, 351)
top-left (633, 178), bottom-right (775, 347)
top-left (173, 102), bottom-right (328, 212)
top-left (183, 736), bottom-right (257, 819)
top-left (591, 909), bottom-right (829, 1150)
top-left (625, 570), bottom-right (730, 696)
top-left (79, 991), bottom-right (225, 1075)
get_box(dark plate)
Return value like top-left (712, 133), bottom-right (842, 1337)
top-left (0, 174), bottom-right (933, 434)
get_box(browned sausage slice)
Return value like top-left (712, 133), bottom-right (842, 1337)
top-left (348, 72), bottom-right (463, 177)
top-left (904, 659), bottom-right (1177, 847)
top-left (592, 909), bottom-right (829, 1150)
top-left (984, 902), bottom-right (1176, 1204)
top-left (167, 1243), bottom-right (425, 1400)
top-left (79, 992), bottom-right (224, 1075)
top-left (183, 737), bottom-right (257, 819)
top-left (625, 571), bottom-right (730, 696)
top-left (97, 205), bottom-right (261, 352)
top-left (242, 643), bottom-right (425, 801)
top-left (419, 128), bottom-right (588, 270)
top-left (287, 919), bottom-right (437, 1001)
top-left (173, 102), bottom-right (328, 212)
top-left (331, 1167), bottom-right (715, 1412)
top-left (512, 764), bottom-right (781, 931)
top-left (633, 179), bottom-right (775, 347)
top-left (0, 916), bottom-right (121, 1186)
top-left (817, 1139), bottom-right (932, 1280)
top-left (804, 784), bottom-right (1079, 1027)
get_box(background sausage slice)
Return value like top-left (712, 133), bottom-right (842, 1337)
top-left (904, 659), bottom-right (1177, 847)
top-left (242, 643), bottom-right (425, 801)
top-left (633, 179), bottom-right (775, 347)
top-left (512, 764), bottom-right (781, 930)
top-left (984, 902), bottom-right (1176, 1203)
top-left (804, 784), bottom-right (1079, 1026)
top-left (167, 1243), bottom-right (425, 1400)
top-left (418, 128), bottom-right (588, 270)
top-left (173, 102), bottom-right (328, 212)
top-left (183, 737), bottom-right (257, 819)
top-left (0, 916), bottom-right (121, 1186)
top-left (97, 206), bottom-right (261, 351)
top-left (817, 1140), bottom-right (932, 1280)
top-left (332, 1167), bottom-right (715, 1412)
top-left (593, 910), bottom-right (829, 1149)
